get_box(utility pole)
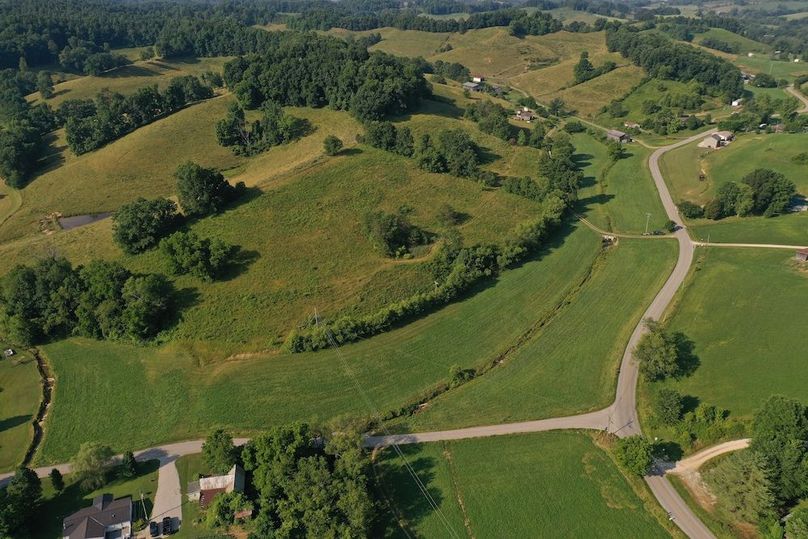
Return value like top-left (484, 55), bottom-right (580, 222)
top-left (644, 213), bottom-right (652, 235)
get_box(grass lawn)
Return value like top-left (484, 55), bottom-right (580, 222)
top-left (174, 454), bottom-right (210, 537)
top-left (394, 236), bottom-right (677, 432)
top-left (374, 432), bottom-right (672, 538)
top-left (574, 134), bottom-right (670, 234)
top-left (36, 222), bottom-right (609, 464)
top-left (27, 57), bottom-right (233, 107)
top-left (0, 347), bottom-right (40, 471)
top-left (30, 460), bottom-right (160, 539)
top-left (734, 54), bottom-right (808, 81)
top-left (659, 133), bottom-right (808, 244)
top-left (657, 247), bottom-right (808, 419)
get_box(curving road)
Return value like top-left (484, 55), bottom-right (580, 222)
top-left (787, 84), bottom-right (808, 114)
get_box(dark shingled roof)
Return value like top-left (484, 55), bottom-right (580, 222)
top-left (62, 495), bottom-right (132, 539)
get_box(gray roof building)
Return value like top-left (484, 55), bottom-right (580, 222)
top-left (62, 494), bottom-right (133, 539)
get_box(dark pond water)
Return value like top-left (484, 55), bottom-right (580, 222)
top-left (58, 212), bottom-right (112, 230)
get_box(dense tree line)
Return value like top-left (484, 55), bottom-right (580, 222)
top-left (606, 25), bottom-right (744, 101)
top-left (216, 101), bottom-right (309, 156)
top-left (430, 60), bottom-right (470, 83)
top-left (572, 51), bottom-right (616, 84)
top-left (464, 100), bottom-right (517, 141)
top-left (285, 134), bottom-right (578, 352)
top-left (63, 75), bottom-right (214, 155)
top-left (700, 37), bottom-right (739, 54)
top-left (57, 38), bottom-right (131, 75)
top-left (223, 34), bottom-right (429, 122)
top-left (0, 257), bottom-right (174, 345)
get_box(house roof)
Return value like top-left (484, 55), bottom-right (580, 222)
top-left (198, 464), bottom-right (244, 491)
top-left (607, 129), bottom-right (628, 138)
top-left (462, 82), bottom-right (479, 89)
top-left (714, 130), bottom-right (734, 139)
top-left (62, 495), bottom-right (132, 539)
top-left (199, 487), bottom-right (227, 509)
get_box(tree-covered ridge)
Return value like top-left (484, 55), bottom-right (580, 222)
top-left (606, 25), bottom-right (744, 101)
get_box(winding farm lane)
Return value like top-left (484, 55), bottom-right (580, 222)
top-left (787, 84), bottom-right (808, 113)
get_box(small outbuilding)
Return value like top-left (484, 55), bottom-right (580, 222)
top-left (714, 131), bottom-right (735, 143)
top-left (606, 129), bottom-right (631, 143)
top-left (471, 75), bottom-right (484, 83)
top-left (188, 464), bottom-right (246, 509)
top-left (514, 106), bottom-right (536, 122)
top-left (731, 98), bottom-right (744, 107)
top-left (796, 248), bottom-right (808, 262)
top-left (462, 81), bottom-right (481, 92)
top-left (3, 349), bottom-right (14, 357)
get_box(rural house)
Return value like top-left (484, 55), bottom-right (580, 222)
top-left (62, 494), bottom-right (132, 539)
top-left (796, 248), bottom-right (808, 262)
top-left (462, 81), bottom-right (481, 92)
top-left (514, 107), bottom-right (536, 122)
top-left (187, 464), bottom-right (246, 508)
top-left (699, 131), bottom-right (734, 149)
top-left (606, 129), bottom-right (631, 143)
top-left (471, 75), bottom-right (484, 83)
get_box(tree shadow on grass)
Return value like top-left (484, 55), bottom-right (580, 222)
top-left (165, 287), bottom-right (202, 332)
top-left (217, 248), bottom-right (261, 282)
top-left (674, 332), bottom-right (700, 378)
top-left (373, 450), bottom-right (444, 537)
top-left (98, 64), bottom-right (161, 78)
top-left (0, 414), bottom-right (30, 433)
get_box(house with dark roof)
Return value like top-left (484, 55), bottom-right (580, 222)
top-left (606, 129), bottom-right (631, 143)
top-left (62, 494), bottom-right (132, 539)
top-left (462, 81), bottom-right (481, 92)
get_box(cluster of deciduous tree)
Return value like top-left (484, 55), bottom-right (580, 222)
top-left (0, 257), bottom-right (175, 345)
top-left (700, 168), bottom-right (796, 220)
top-left (363, 210), bottom-right (432, 257)
top-left (706, 396), bottom-right (808, 531)
top-left (606, 25), bottom-right (744, 101)
top-left (242, 423), bottom-right (374, 538)
top-left (700, 37), bottom-right (739, 54)
top-left (63, 75), bottom-right (214, 154)
top-left (363, 120), bottom-right (415, 156)
top-left (57, 38), bottom-right (131, 75)
top-left (507, 10), bottom-right (563, 37)
top-left (571, 51), bottom-right (616, 84)
top-left (0, 70), bottom-right (58, 187)
top-left (718, 95), bottom-right (799, 132)
top-left (161, 231), bottom-right (238, 282)
top-left (216, 101), bottom-right (309, 156)
top-left (430, 60), bottom-right (470, 83)
top-left (464, 100), bottom-right (517, 141)
top-left (0, 467), bottom-right (42, 537)
top-left (285, 193), bottom-right (567, 352)
top-left (634, 320), bottom-right (692, 381)
top-left (501, 135), bottom-right (583, 202)
top-left (222, 34), bottom-right (430, 122)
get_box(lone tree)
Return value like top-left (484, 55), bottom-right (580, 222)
top-left (175, 161), bottom-right (237, 217)
top-left (635, 320), bottom-right (681, 381)
top-left (203, 429), bottom-right (237, 475)
top-left (323, 135), bottom-right (343, 156)
top-left (614, 436), bottom-right (654, 476)
top-left (73, 442), bottom-right (115, 491)
top-left (0, 467), bottom-right (42, 533)
top-left (120, 451), bottom-right (137, 479)
top-left (652, 388), bottom-right (683, 425)
top-left (49, 468), bottom-right (64, 491)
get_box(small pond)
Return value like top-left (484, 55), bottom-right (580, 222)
top-left (58, 212), bottom-right (112, 230)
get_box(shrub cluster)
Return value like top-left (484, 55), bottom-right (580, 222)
top-left (363, 210), bottom-right (431, 258)
top-left (701, 168), bottom-right (796, 220)
top-left (216, 101), bottom-right (309, 156)
top-left (63, 75), bottom-right (214, 154)
top-left (160, 231), bottom-right (238, 281)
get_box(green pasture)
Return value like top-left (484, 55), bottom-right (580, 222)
top-left (28, 57), bottom-right (232, 106)
top-left (396, 236), bottom-right (677, 432)
top-left (36, 222), bottom-right (611, 464)
top-left (659, 133), bottom-right (808, 244)
top-left (0, 348), bottom-right (40, 471)
top-left (658, 247), bottom-right (808, 419)
top-left (374, 432), bottom-right (671, 537)
top-left (734, 55), bottom-right (808, 81)
top-left (693, 28), bottom-right (770, 55)
top-left (30, 460), bottom-right (160, 539)
top-left (574, 134), bottom-right (670, 233)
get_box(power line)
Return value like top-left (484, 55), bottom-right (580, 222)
top-left (317, 313), bottom-right (461, 539)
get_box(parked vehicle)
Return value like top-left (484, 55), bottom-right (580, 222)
top-left (162, 517), bottom-right (173, 535)
top-left (149, 521), bottom-right (159, 537)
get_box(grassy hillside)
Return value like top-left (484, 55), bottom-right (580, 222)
top-left (28, 57), bottom-right (232, 106)
top-left (393, 236), bottom-right (677, 432)
top-left (694, 28), bottom-right (770, 55)
top-left (0, 348), bottom-right (40, 470)
top-left (659, 133), bottom-right (808, 244)
top-left (374, 432), bottom-right (671, 538)
top-left (36, 222), bottom-right (611, 463)
top-left (658, 247), bottom-right (808, 419)
top-left (574, 134), bottom-right (670, 233)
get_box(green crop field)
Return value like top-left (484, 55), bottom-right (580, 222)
top-left (30, 460), bottom-right (160, 539)
top-left (0, 348), bottom-right (40, 471)
top-left (374, 432), bottom-right (671, 537)
top-left (656, 247), bottom-right (808, 419)
top-left (36, 222), bottom-right (610, 463)
top-left (659, 133), bottom-right (808, 244)
top-left (574, 134), bottom-right (670, 233)
top-left (28, 57), bottom-right (232, 106)
top-left (394, 236), bottom-right (677, 432)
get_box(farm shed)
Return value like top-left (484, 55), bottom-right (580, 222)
top-left (606, 130), bottom-right (631, 143)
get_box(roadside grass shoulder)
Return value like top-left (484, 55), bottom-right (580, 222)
top-left (659, 248), bottom-right (808, 419)
top-left (30, 460), bottom-right (160, 539)
top-left (36, 222), bottom-right (604, 463)
top-left (394, 236), bottom-right (677, 432)
top-left (0, 347), bottom-right (40, 471)
top-left (373, 432), bottom-right (671, 538)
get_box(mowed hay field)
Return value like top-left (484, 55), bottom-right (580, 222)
top-left (374, 432), bottom-right (671, 538)
top-left (395, 236), bottom-right (677, 432)
top-left (659, 133), bottom-right (808, 244)
top-left (574, 134), bottom-right (670, 233)
top-left (37, 223), bottom-right (609, 463)
top-left (27, 57), bottom-right (233, 106)
top-left (0, 348), bottom-right (41, 470)
top-left (658, 247), bottom-right (808, 419)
